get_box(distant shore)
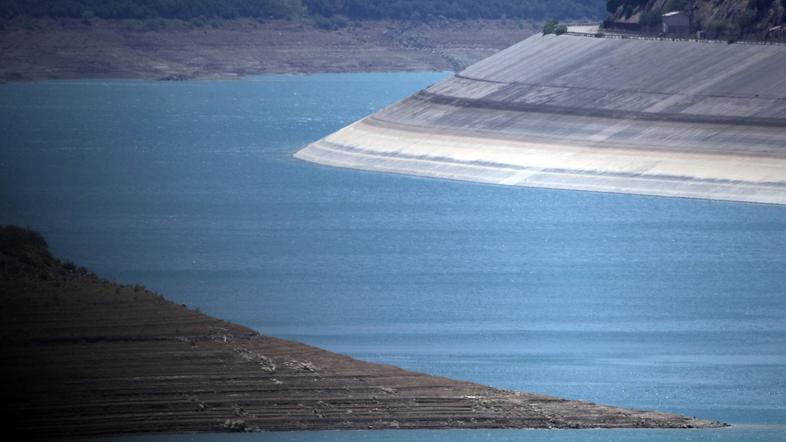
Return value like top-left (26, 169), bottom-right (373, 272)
top-left (0, 226), bottom-right (725, 438)
top-left (0, 18), bottom-right (535, 81)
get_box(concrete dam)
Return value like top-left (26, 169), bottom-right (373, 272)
top-left (295, 33), bottom-right (786, 205)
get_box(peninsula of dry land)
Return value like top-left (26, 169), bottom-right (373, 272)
top-left (0, 226), bottom-right (725, 439)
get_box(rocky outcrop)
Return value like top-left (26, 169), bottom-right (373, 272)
top-left (606, 0), bottom-right (786, 40)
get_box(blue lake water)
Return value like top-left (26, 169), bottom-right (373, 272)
top-left (1, 73), bottom-right (785, 441)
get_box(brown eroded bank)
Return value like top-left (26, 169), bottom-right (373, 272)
top-left (0, 226), bottom-right (724, 439)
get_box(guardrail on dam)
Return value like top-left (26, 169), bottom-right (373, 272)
top-left (295, 33), bottom-right (786, 205)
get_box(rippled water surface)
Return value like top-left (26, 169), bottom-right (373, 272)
top-left (1, 73), bottom-right (785, 441)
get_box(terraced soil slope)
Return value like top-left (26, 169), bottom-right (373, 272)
top-left (0, 227), bottom-right (722, 439)
top-left (296, 33), bottom-right (786, 204)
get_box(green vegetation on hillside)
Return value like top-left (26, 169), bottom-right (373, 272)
top-left (0, 0), bottom-right (606, 22)
top-left (542, 19), bottom-right (568, 34)
top-left (605, 0), bottom-right (785, 39)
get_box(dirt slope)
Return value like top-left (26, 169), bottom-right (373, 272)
top-left (0, 226), bottom-right (724, 439)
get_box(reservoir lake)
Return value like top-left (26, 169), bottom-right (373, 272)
top-left (1, 73), bottom-right (785, 441)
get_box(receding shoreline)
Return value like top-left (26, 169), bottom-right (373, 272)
top-left (0, 18), bottom-right (535, 81)
top-left (0, 227), bottom-right (725, 439)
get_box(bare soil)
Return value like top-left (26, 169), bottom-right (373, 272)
top-left (0, 18), bottom-right (537, 81)
top-left (0, 228), bottom-right (725, 439)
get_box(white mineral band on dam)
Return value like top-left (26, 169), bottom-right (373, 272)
top-left (296, 33), bottom-right (786, 205)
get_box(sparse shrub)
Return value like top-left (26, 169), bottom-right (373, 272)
top-left (639, 9), bottom-right (662, 32)
top-left (748, 0), bottom-right (775, 15)
top-left (189, 16), bottom-right (207, 28)
top-left (542, 19), bottom-right (556, 34)
top-left (124, 20), bottom-right (147, 32)
top-left (623, 4), bottom-right (634, 19)
top-left (310, 13), bottom-right (346, 30)
top-left (735, 10), bottom-right (757, 34)
top-left (542, 20), bottom-right (567, 35)
top-left (332, 15), bottom-right (346, 28)
top-left (19, 15), bottom-right (36, 30)
top-left (665, 0), bottom-right (688, 12)
top-left (707, 19), bottom-right (727, 38)
top-left (144, 18), bottom-right (167, 31)
top-left (63, 261), bottom-right (77, 271)
top-left (81, 9), bottom-right (94, 26)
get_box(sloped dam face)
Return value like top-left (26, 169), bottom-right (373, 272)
top-left (295, 34), bottom-right (786, 205)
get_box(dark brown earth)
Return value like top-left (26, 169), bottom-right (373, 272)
top-left (0, 18), bottom-right (536, 81)
top-left (0, 226), bottom-right (725, 439)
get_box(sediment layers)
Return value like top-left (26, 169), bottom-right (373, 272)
top-left (0, 227), bottom-right (723, 439)
top-left (296, 34), bottom-right (786, 204)
top-left (0, 19), bottom-right (534, 81)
